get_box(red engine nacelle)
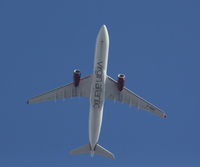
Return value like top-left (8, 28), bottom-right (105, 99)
top-left (73, 69), bottom-right (81, 87)
top-left (118, 74), bottom-right (125, 91)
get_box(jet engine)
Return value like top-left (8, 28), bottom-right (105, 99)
top-left (73, 69), bottom-right (81, 87)
top-left (117, 74), bottom-right (125, 91)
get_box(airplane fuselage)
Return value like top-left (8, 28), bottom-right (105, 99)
top-left (89, 25), bottom-right (109, 150)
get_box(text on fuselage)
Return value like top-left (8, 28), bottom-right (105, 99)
top-left (93, 61), bottom-right (103, 109)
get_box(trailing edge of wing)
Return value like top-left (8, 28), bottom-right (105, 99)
top-left (105, 76), bottom-right (167, 118)
top-left (27, 75), bottom-right (92, 104)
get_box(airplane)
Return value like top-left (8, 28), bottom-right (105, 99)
top-left (27, 25), bottom-right (167, 159)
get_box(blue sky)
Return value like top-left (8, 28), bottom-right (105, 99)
top-left (0, 0), bottom-right (200, 166)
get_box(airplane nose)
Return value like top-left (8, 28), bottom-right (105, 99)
top-left (101, 24), bottom-right (107, 32)
top-left (97, 24), bottom-right (108, 43)
top-left (100, 25), bottom-right (107, 36)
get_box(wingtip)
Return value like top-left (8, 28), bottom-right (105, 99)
top-left (163, 114), bottom-right (167, 118)
top-left (112, 154), bottom-right (116, 159)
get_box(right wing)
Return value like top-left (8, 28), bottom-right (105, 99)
top-left (105, 76), bottom-right (167, 118)
top-left (27, 75), bottom-right (92, 104)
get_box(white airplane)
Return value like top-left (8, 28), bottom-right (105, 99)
top-left (27, 25), bottom-right (167, 159)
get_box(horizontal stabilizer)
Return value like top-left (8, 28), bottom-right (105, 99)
top-left (70, 144), bottom-right (90, 155)
top-left (69, 144), bottom-right (115, 159)
top-left (95, 144), bottom-right (115, 159)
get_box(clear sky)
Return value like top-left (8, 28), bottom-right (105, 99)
top-left (0, 0), bottom-right (200, 166)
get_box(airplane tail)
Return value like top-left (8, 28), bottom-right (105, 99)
top-left (69, 144), bottom-right (115, 159)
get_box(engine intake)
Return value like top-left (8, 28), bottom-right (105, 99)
top-left (73, 69), bottom-right (81, 87)
top-left (118, 74), bottom-right (125, 91)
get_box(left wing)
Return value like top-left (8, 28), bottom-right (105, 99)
top-left (27, 75), bottom-right (92, 104)
top-left (105, 76), bottom-right (167, 118)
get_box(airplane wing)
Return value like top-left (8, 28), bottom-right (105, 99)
top-left (27, 75), bottom-right (92, 104)
top-left (105, 76), bottom-right (167, 118)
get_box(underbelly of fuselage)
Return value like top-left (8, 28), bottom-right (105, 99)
top-left (88, 24), bottom-right (109, 150)
top-left (89, 69), bottom-right (106, 149)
